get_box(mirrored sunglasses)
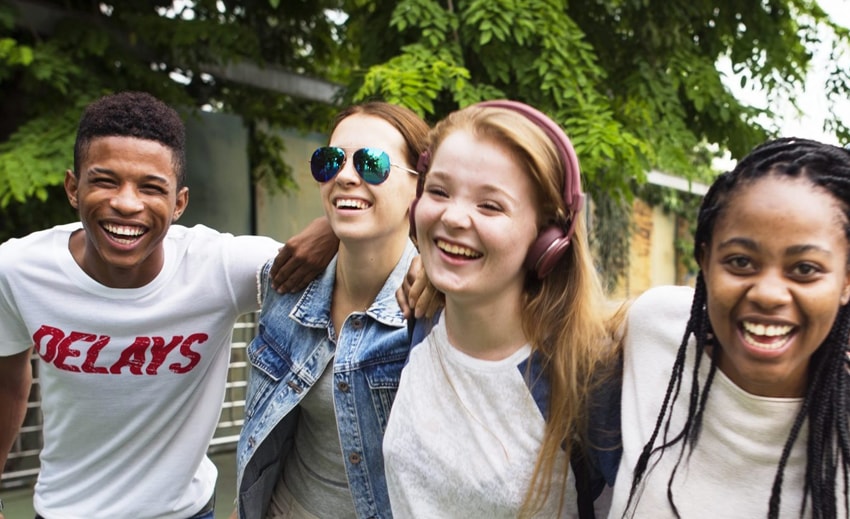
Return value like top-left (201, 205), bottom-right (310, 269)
top-left (310, 146), bottom-right (417, 185)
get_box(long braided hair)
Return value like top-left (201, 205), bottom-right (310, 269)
top-left (625, 138), bottom-right (850, 519)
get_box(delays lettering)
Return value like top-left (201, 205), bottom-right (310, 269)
top-left (32, 325), bottom-right (208, 375)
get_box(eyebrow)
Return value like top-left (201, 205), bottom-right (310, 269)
top-left (87, 167), bottom-right (171, 185)
top-left (717, 237), bottom-right (832, 256)
top-left (428, 170), bottom-right (519, 200)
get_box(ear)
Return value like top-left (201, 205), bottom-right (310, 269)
top-left (841, 265), bottom-right (850, 306)
top-left (695, 242), bottom-right (708, 272)
top-left (64, 169), bottom-right (80, 210)
top-left (172, 186), bottom-right (189, 222)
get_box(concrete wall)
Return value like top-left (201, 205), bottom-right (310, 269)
top-left (254, 129), bottom-right (326, 240)
top-left (179, 111), bottom-right (326, 243)
top-left (180, 111), bottom-right (254, 235)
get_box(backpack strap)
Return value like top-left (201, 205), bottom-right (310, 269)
top-left (521, 350), bottom-right (623, 518)
top-left (571, 447), bottom-right (598, 519)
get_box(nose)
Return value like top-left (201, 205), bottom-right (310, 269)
top-left (748, 269), bottom-right (792, 309)
top-left (334, 160), bottom-right (361, 186)
top-left (441, 200), bottom-right (472, 229)
top-left (110, 184), bottom-right (144, 214)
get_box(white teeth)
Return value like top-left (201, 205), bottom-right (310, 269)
top-left (103, 223), bottom-right (145, 238)
top-left (742, 322), bottom-right (793, 337)
top-left (742, 321), bottom-right (794, 350)
top-left (335, 198), bottom-right (370, 209)
top-left (436, 239), bottom-right (482, 258)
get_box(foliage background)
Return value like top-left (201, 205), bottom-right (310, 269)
top-left (1, 0), bottom-right (848, 280)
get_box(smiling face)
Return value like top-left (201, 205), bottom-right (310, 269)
top-left (65, 135), bottom-right (188, 288)
top-left (319, 113), bottom-right (417, 247)
top-left (415, 129), bottom-right (540, 307)
top-left (700, 174), bottom-right (850, 397)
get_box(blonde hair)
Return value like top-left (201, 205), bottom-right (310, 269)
top-left (426, 104), bottom-right (617, 515)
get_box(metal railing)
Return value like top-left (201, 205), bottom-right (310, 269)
top-left (1, 313), bottom-right (257, 489)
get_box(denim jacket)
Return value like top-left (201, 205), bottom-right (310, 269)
top-left (236, 241), bottom-right (417, 519)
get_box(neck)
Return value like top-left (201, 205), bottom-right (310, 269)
top-left (70, 229), bottom-right (163, 288)
top-left (443, 293), bottom-right (527, 361)
top-left (332, 235), bottom-right (407, 329)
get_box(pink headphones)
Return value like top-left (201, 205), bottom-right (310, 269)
top-left (410, 99), bottom-right (585, 279)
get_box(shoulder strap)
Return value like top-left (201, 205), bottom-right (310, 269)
top-left (406, 310), bottom-right (441, 349)
top-left (520, 351), bottom-right (601, 518)
top-left (571, 448), bottom-right (597, 519)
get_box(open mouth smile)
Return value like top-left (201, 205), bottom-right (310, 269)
top-left (103, 223), bottom-right (147, 245)
top-left (436, 239), bottom-right (483, 259)
top-left (335, 197), bottom-right (371, 210)
top-left (740, 321), bottom-right (795, 350)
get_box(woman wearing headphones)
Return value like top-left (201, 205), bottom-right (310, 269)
top-left (383, 101), bottom-right (619, 518)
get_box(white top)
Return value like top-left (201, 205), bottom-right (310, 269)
top-left (383, 315), bottom-right (574, 518)
top-left (607, 285), bottom-right (835, 519)
top-left (0, 223), bottom-right (279, 519)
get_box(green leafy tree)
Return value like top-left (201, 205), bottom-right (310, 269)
top-left (340, 0), bottom-right (848, 286)
top-left (0, 0), bottom-right (354, 241)
top-left (348, 0), bottom-right (848, 179)
top-left (1, 0), bottom-right (848, 254)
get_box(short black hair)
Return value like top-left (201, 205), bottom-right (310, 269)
top-left (74, 91), bottom-right (187, 187)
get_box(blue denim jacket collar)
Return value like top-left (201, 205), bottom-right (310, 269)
top-left (289, 251), bottom-right (408, 332)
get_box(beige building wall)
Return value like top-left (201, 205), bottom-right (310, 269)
top-left (614, 198), bottom-right (684, 299)
top-left (649, 204), bottom-right (677, 288)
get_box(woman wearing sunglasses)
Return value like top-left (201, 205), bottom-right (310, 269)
top-left (234, 102), bottom-right (429, 519)
top-left (383, 101), bottom-right (617, 517)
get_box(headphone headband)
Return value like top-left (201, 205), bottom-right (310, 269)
top-left (474, 100), bottom-right (585, 218)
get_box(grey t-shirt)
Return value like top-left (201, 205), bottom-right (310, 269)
top-left (272, 360), bottom-right (357, 518)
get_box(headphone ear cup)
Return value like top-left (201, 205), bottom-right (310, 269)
top-left (409, 198), bottom-right (419, 241)
top-left (525, 225), bottom-right (571, 279)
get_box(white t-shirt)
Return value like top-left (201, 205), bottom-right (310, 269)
top-left (608, 285), bottom-right (833, 519)
top-left (0, 223), bottom-right (279, 519)
top-left (383, 315), bottom-right (574, 518)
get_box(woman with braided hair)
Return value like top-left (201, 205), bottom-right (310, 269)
top-left (609, 138), bottom-right (850, 518)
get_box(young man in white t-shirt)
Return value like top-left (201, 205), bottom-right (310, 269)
top-left (0, 91), bottom-right (334, 519)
